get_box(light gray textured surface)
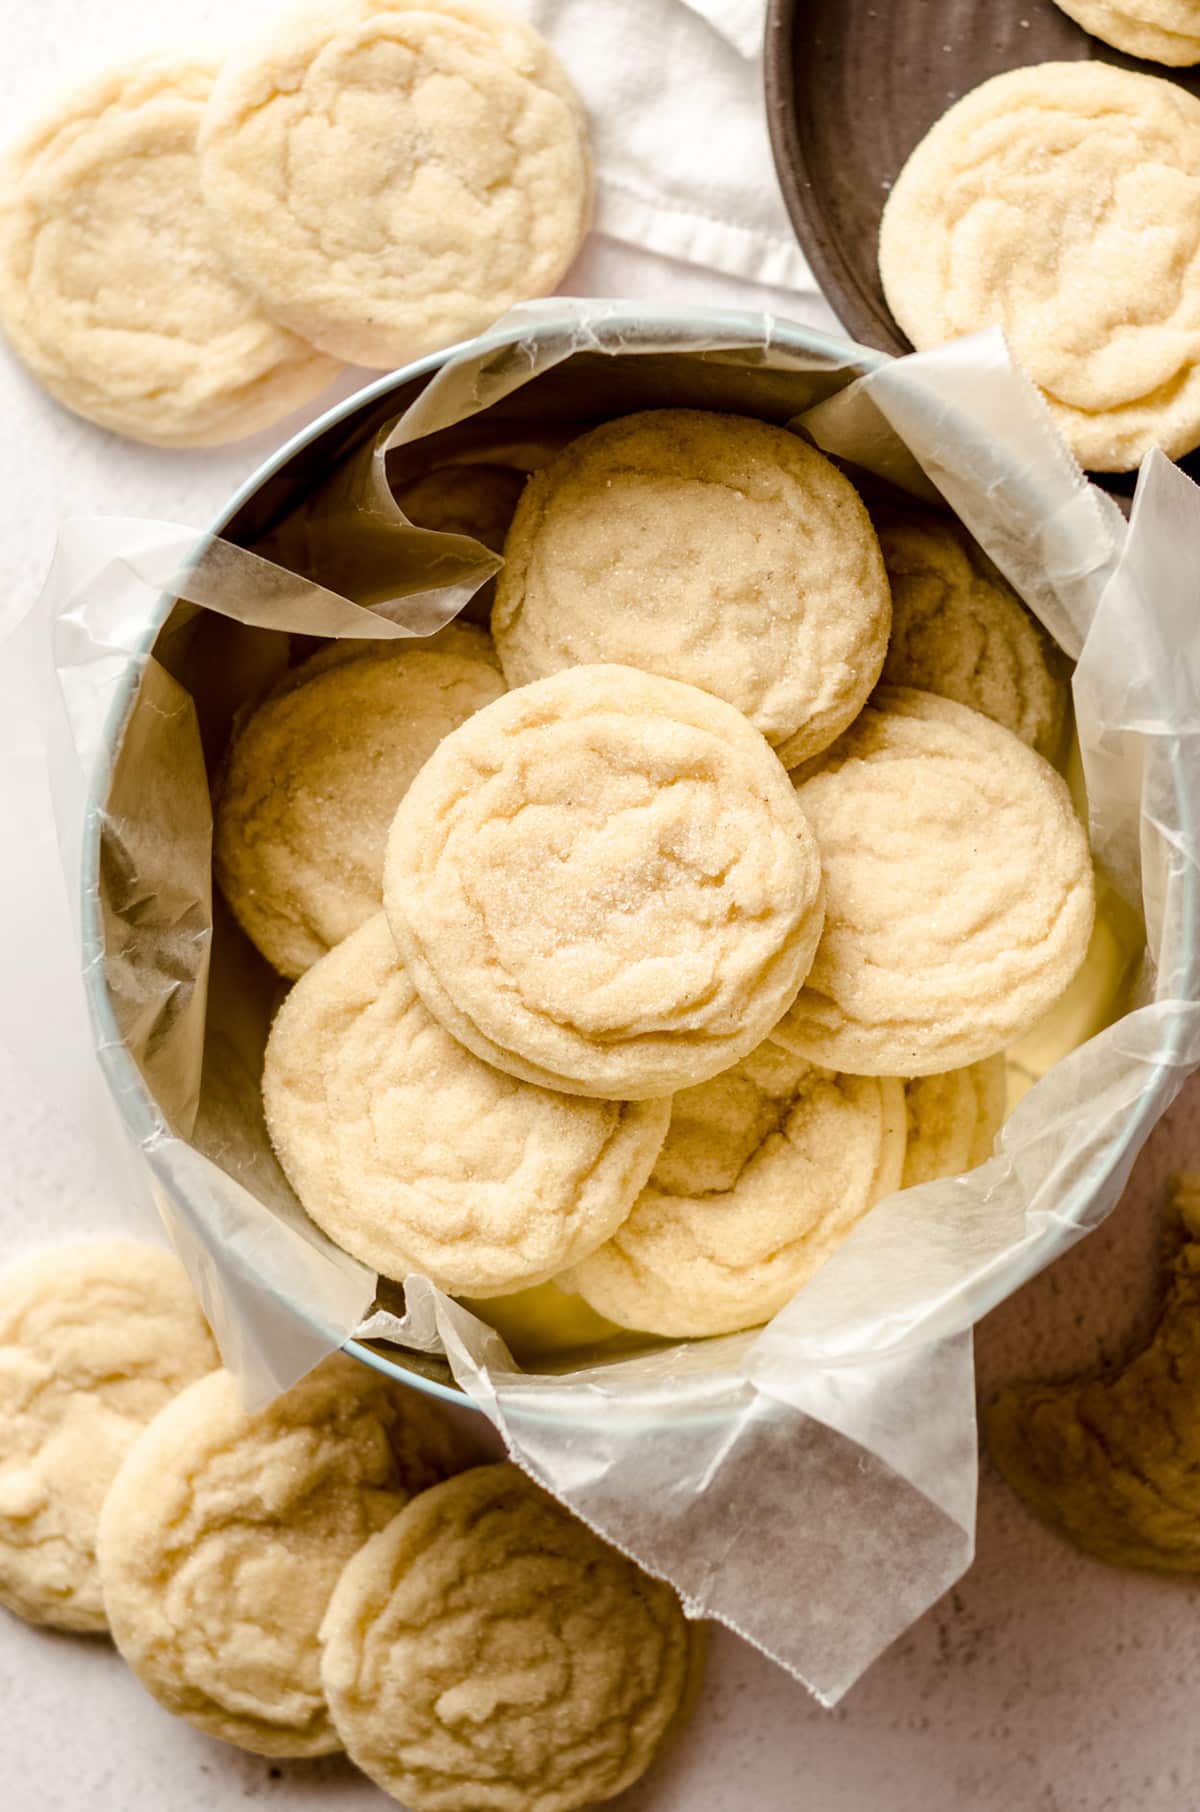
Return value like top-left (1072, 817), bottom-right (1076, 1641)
top-left (1, 3), bottom-right (1197, 1809)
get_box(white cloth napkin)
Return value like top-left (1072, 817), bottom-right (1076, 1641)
top-left (681, 0), bottom-right (767, 58)
top-left (516, 0), bottom-right (817, 295)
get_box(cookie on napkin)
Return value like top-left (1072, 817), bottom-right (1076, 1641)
top-left (200, 0), bottom-right (592, 368)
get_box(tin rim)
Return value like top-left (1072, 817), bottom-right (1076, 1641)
top-left (77, 304), bottom-right (1197, 1414)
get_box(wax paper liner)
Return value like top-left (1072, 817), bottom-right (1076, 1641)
top-left (18, 304), bottom-right (1200, 1705)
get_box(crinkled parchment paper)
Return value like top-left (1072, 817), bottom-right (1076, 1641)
top-left (13, 304), bottom-right (1200, 1704)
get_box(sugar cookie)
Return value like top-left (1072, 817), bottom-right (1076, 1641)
top-left (901, 1056), bottom-right (1007, 1190)
top-left (320, 1463), bottom-right (694, 1812)
top-left (1052, 0), bottom-right (1200, 64)
top-left (876, 510), bottom-right (1068, 760)
top-left (462, 1280), bottom-right (621, 1364)
top-left (879, 62), bottom-right (1200, 470)
top-left (0, 56), bottom-right (338, 447)
top-left (776, 688), bottom-right (1095, 1075)
top-left (215, 623), bottom-right (505, 979)
top-left (384, 664), bottom-right (826, 1099)
top-left (986, 1175), bottom-right (1200, 1571)
top-left (492, 410), bottom-right (891, 766)
top-left (97, 1355), bottom-right (466, 1756)
top-left (263, 916), bottom-right (670, 1295)
top-left (397, 462), bottom-right (528, 622)
top-left (0, 1240), bottom-right (216, 1632)
top-left (200, 0), bottom-right (592, 369)
top-left (396, 462), bottom-right (526, 551)
top-left (565, 1041), bottom-right (907, 1338)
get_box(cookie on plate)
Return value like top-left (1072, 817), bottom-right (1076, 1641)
top-left (200, 0), bottom-right (592, 369)
top-left (564, 1040), bottom-right (907, 1338)
top-left (98, 1355), bottom-right (466, 1756)
top-left (901, 1056), bottom-right (1008, 1190)
top-left (0, 56), bottom-right (338, 445)
top-left (320, 1463), bottom-right (697, 1812)
top-left (384, 664), bottom-right (826, 1099)
top-left (263, 916), bottom-right (670, 1295)
top-left (1052, 0), bottom-right (1200, 64)
top-left (492, 410), bottom-right (891, 766)
top-left (0, 1240), bottom-right (216, 1632)
top-left (776, 688), bottom-right (1095, 1075)
top-left (985, 1174), bottom-right (1200, 1570)
top-left (876, 509), bottom-right (1068, 760)
top-left (878, 62), bottom-right (1200, 469)
top-left (215, 623), bottom-right (505, 979)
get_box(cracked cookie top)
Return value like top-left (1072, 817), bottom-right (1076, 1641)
top-left (985, 1172), bottom-right (1200, 1570)
top-left (199, 0), bottom-right (592, 368)
top-left (900, 1057), bottom-right (1008, 1191)
top-left (97, 1356), bottom-right (466, 1756)
top-left (565, 1039), bottom-right (907, 1338)
top-left (215, 624), bottom-right (505, 979)
top-left (0, 1240), bottom-right (217, 1632)
top-left (263, 915), bottom-right (670, 1295)
top-left (320, 1463), bottom-right (695, 1812)
top-left (384, 663), bottom-right (827, 1099)
top-left (778, 687), bottom-right (1095, 1075)
top-left (875, 508), bottom-right (1068, 761)
top-left (493, 410), bottom-right (892, 767)
top-left (879, 61), bottom-right (1200, 470)
top-left (0, 54), bottom-right (338, 445)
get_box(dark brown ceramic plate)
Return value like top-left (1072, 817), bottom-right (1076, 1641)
top-left (764, 0), bottom-right (1200, 354)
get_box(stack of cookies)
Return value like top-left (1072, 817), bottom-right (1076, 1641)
top-left (215, 406), bottom-right (1097, 1344)
top-left (0, 1240), bottom-right (699, 1809)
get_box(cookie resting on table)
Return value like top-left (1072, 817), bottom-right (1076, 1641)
top-left (199, 0), bottom-right (592, 368)
top-left (986, 1173), bottom-right (1200, 1571)
top-left (0, 1240), bottom-right (216, 1632)
top-left (97, 1355), bottom-right (467, 1756)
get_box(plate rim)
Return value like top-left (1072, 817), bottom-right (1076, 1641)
top-left (763, 0), bottom-right (910, 356)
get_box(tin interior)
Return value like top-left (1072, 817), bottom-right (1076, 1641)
top-left (82, 312), bottom-right (1162, 1409)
